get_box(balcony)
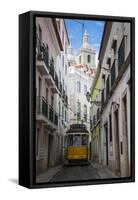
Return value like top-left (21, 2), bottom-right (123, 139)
top-left (36, 96), bottom-right (58, 130)
top-left (45, 60), bottom-right (60, 94)
top-left (36, 38), bottom-right (60, 94)
top-left (36, 40), bottom-right (49, 76)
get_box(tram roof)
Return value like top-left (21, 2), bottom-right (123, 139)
top-left (66, 124), bottom-right (89, 133)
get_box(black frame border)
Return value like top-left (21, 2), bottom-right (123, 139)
top-left (19, 10), bottom-right (135, 189)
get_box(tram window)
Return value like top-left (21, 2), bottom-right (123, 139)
top-left (73, 135), bottom-right (81, 146)
top-left (82, 135), bottom-right (88, 145)
top-left (67, 135), bottom-right (73, 146)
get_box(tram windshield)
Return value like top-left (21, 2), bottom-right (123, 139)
top-left (67, 134), bottom-right (88, 146)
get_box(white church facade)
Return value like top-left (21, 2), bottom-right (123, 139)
top-left (67, 31), bottom-right (97, 135)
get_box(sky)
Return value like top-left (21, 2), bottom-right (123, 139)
top-left (65, 19), bottom-right (105, 65)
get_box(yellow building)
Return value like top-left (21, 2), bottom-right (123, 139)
top-left (90, 65), bottom-right (102, 163)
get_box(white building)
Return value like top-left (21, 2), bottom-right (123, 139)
top-left (35, 17), bottom-right (69, 174)
top-left (67, 31), bottom-right (96, 134)
top-left (99, 22), bottom-right (131, 177)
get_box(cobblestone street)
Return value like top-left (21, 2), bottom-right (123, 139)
top-left (36, 161), bottom-right (118, 183)
top-left (50, 164), bottom-right (99, 182)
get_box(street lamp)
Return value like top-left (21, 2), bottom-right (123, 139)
top-left (86, 91), bottom-right (101, 107)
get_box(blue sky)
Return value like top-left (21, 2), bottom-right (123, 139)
top-left (65, 19), bottom-right (105, 63)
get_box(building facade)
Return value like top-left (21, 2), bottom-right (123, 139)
top-left (89, 65), bottom-right (102, 164)
top-left (67, 31), bottom-right (96, 135)
top-left (35, 17), bottom-right (69, 174)
top-left (99, 22), bottom-right (131, 177)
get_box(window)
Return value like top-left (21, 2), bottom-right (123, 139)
top-left (62, 105), bottom-right (64, 122)
top-left (65, 85), bottom-right (67, 94)
top-left (97, 108), bottom-right (100, 121)
top-left (62, 30), bottom-right (64, 44)
top-left (73, 135), bottom-right (81, 146)
top-left (59, 70), bottom-right (61, 82)
top-left (77, 81), bottom-right (81, 93)
top-left (84, 85), bottom-right (87, 95)
top-left (83, 105), bottom-right (87, 122)
top-left (109, 114), bottom-right (112, 142)
top-left (65, 42), bottom-right (67, 54)
top-left (46, 88), bottom-right (48, 102)
top-left (93, 115), bottom-right (96, 126)
top-left (36, 128), bottom-right (39, 156)
top-left (118, 36), bottom-right (125, 71)
top-left (87, 54), bottom-right (91, 63)
top-left (68, 135), bottom-right (73, 146)
top-left (65, 109), bottom-right (67, 122)
top-left (62, 55), bottom-right (64, 67)
top-left (101, 89), bottom-right (104, 106)
top-left (90, 117), bottom-right (93, 129)
top-left (65, 65), bottom-right (67, 75)
top-left (51, 96), bottom-right (54, 107)
top-left (106, 75), bottom-right (110, 99)
top-left (111, 59), bottom-right (116, 87)
top-left (38, 25), bottom-right (42, 42)
top-left (77, 101), bottom-right (81, 120)
top-left (59, 102), bottom-right (61, 116)
top-left (38, 77), bottom-right (42, 97)
top-left (82, 135), bottom-right (88, 145)
top-left (63, 79), bottom-right (64, 90)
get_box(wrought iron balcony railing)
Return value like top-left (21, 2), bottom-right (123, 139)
top-left (37, 39), bottom-right (49, 68)
top-left (36, 96), bottom-right (48, 118)
top-left (36, 96), bottom-right (58, 127)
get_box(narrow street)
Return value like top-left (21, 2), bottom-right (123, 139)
top-left (35, 17), bottom-right (131, 183)
top-left (36, 161), bottom-right (118, 183)
top-left (50, 164), bottom-right (99, 182)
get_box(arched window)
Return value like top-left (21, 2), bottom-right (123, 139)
top-left (77, 81), bottom-right (81, 93)
top-left (87, 54), bottom-right (91, 63)
top-left (83, 105), bottom-right (87, 122)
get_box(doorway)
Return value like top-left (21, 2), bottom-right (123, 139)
top-left (104, 123), bottom-right (109, 166)
top-left (47, 134), bottom-right (53, 168)
top-left (114, 109), bottom-right (121, 175)
top-left (122, 95), bottom-right (129, 176)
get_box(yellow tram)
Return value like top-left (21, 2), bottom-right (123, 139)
top-left (65, 124), bottom-right (89, 164)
